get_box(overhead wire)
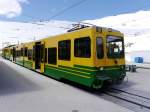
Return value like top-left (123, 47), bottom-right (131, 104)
top-left (45, 0), bottom-right (88, 21)
top-left (19, 0), bottom-right (91, 29)
top-left (2, 0), bottom-right (93, 44)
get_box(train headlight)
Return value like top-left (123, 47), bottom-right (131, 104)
top-left (100, 67), bottom-right (104, 71)
top-left (121, 65), bottom-right (125, 69)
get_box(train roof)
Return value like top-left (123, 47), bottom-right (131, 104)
top-left (3, 24), bottom-right (123, 48)
top-left (40, 25), bottom-right (122, 41)
top-left (3, 44), bottom-right (16, 49)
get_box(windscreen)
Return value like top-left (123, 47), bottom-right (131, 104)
top-left (107, 36), bottom-right (124, 58)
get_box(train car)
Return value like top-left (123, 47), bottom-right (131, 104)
top-left (2, 25), bottom-right (126, 89)
top-left (15, 44), bottom-right (24, 66)
top-left (2, 45), bottom-right (15, 60)
top-left (23, 41), bottom-right (34, 69)
top-left (2, 47), bottom-right (10, 59)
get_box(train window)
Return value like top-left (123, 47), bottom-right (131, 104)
top-left (16, 51), bottom-right (18, 57)
top-left (17, 50), bottom-right (21, 57)
top-left (48, 48), bottom-right (57, 65)
top-left (11, 49), bottom-right (13, 54)
top-left (20, 50), bottom-right (21, 57)
top-left (16, 51), bottom-right (17, 57)
top-left (41, 44), bottom-right (44, 62)
top-left (24, 47), bottom-right (28, 57)
top-left (96, 37), bottom-right (104, 59)
top-left (17, 51), bottom-right (19, 57)
top-left (17, 50), bottom-right (19, 57)
top-left (107, 36), bottom-right (124, 58)
top-left (21, 48), bottom-right (23, 56)
top-left (19, 50), bottom-right (21, 57)
top-left (45, 48), bottom-right (47, 63)
top-left (28, 49), bottom-right (32, 60)
top-left (33, 46), bottom-right (35, 61)
top-left (58, 40), bottom-right (71, 60)
top-left (74, 37), bottom-right (91, 58)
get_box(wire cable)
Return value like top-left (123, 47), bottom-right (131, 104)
top-left (47, 0), bottom-right (88, 20)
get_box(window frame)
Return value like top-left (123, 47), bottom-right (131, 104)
top-left (74, 36), bottom-right (91, 58)
top-left (58, 39), bottom-right (71, 61)
top-left (48, 47), bottom-right (57, 65)
top-left (45, 48), bottom-right (47, 63)
top-left (21, 48), bottom-right (23, 56)
top-left (40, 44), bottom-right (44, 63)
top-left (96, 37), bottom-right (104, 59)
top-left (106, 35), bottom-right (124, 59)
top-left (24, 47), bottom-right (28, 57)
top-left (28, 49), bottom-right (32, 60)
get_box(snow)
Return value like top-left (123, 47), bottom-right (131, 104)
top-left (0, 20), bottom-right (72, 47)
top-left (84, 10), bottom-right (150, 52)
top-left (85, 10), bottom-right (150, 28)
top-left (84, 10), bottom-right (150, 62)
top-left (1, 10), bottom-right (150, 62)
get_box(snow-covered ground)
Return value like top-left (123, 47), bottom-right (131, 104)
top-left (0, 10), bottom-right (150, 62)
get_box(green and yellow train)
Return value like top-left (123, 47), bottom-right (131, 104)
top-left (2, 25), bottom-right (126, 89)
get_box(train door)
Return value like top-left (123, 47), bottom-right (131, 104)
top-left (34, 42), bottom-right (44, 73)
top-left (12, 47), bottom-right (16, 62)
top-left (40, 42), bottom-right (45, 73)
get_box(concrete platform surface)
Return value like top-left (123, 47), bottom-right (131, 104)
top-left (114, 68), bottom-right (150, 98)
top-left (0, 58), bottom-right (133, 112)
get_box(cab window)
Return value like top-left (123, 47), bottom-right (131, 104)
top-left (107, 36), bottom-right (124, 58)
top-left (96, 37), bottom-right (104, 59)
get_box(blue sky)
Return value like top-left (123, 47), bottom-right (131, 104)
top-left (0, 0), bottom-right (150, 22)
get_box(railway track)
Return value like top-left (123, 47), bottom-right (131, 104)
top-left (104, 88), bottom-right (150, 110)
